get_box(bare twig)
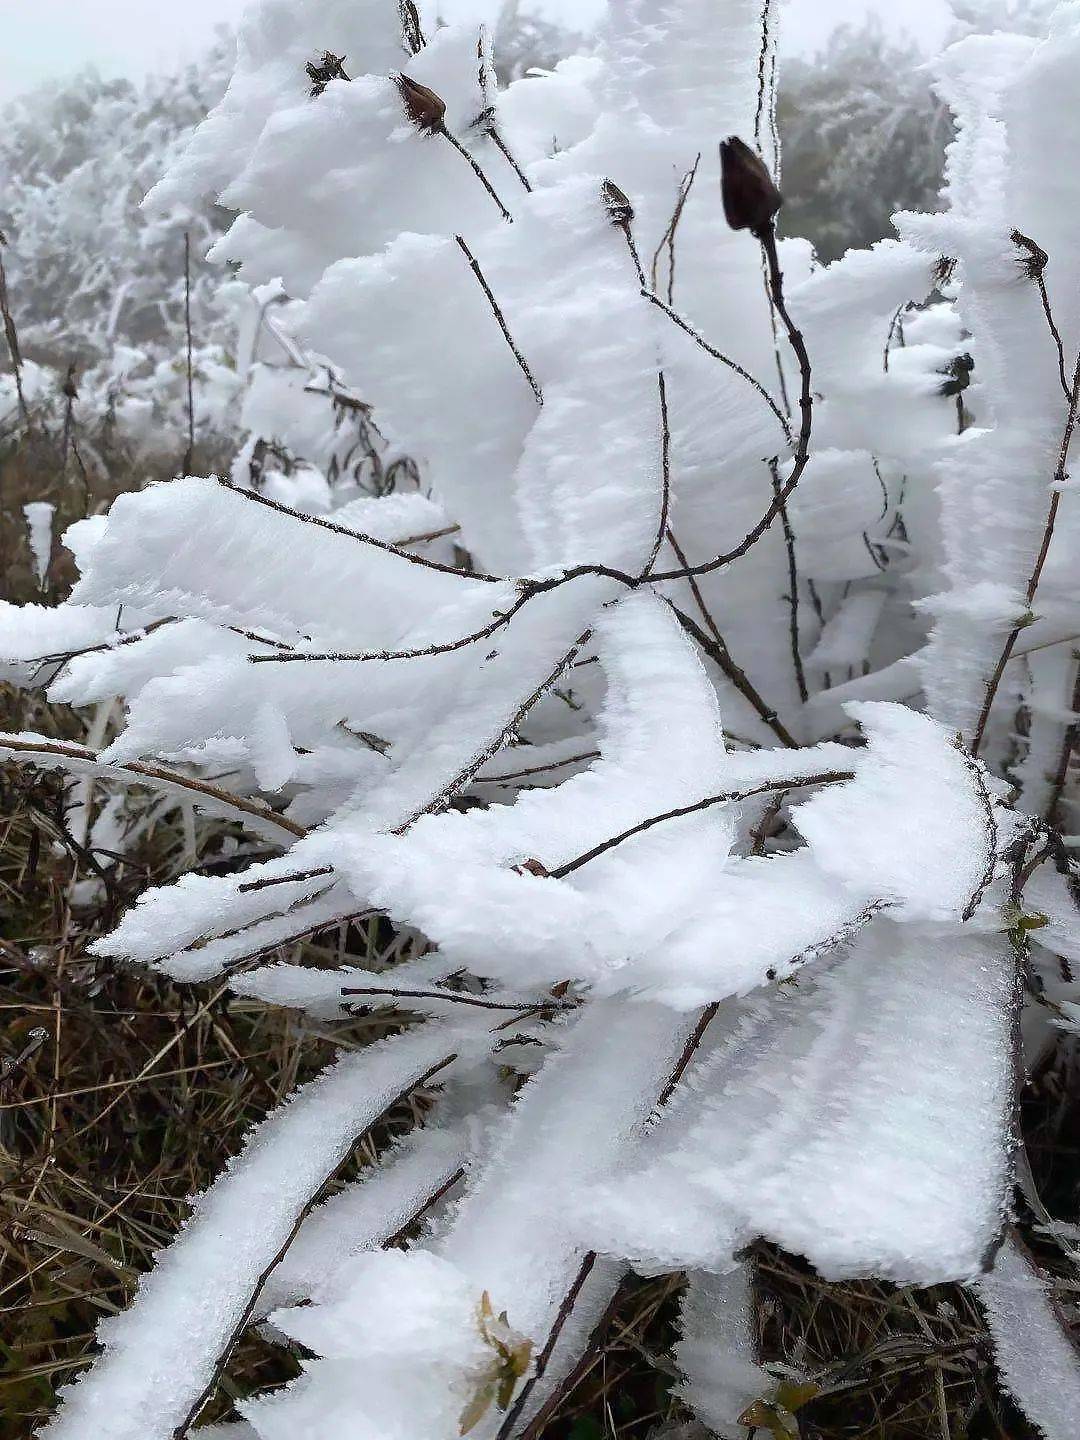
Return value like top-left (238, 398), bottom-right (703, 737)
top-left (649, 154), bottom-right (701, 304)
top-left (641, 289), bottom-right (792, 444)
top-left (455, 235), bottom-right (543, 404)
top-left (249, 589), bottom-right (531, 665)
top-left (668, 600), bottom-right (799, 748)
top-left (0, 735), bottom-right (306, 841)
top-left (772, 458), bottom-right (809, 703)
top-left (0, 234), bottom-right (33, 432)
top-left (547, 769), bottom-right (853, 878)
top-left (440, 128), bottom-right (513, 222)
top-left (216, 477), bottom-right (498, 582)
top-left (1011, 230), bottom-right (1070, 402)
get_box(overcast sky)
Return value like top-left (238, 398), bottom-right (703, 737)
top-left (0, 0), bottom-right (955, 106)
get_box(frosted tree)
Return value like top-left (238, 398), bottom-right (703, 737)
top-left (1, 2), bottom-right (1079, 1438)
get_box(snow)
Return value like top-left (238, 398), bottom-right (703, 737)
top-left (40, 1022), bottom-right (484, 1440)
top-left (978, 1235), bottom-right (1080, 1440)
top-left (5, 1), bottom-right (1080, 1436)
top-left (22, 501), bottom-right (54, 587)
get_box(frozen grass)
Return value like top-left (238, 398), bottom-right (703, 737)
top-left (1, 640), bottom-right (1075, 1438)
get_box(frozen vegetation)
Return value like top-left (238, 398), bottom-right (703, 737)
top-left (2, 1), bottom-right (1080, 1437)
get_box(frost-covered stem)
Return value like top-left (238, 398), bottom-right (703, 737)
top-left (665, 527), bottom-right (726, 647)
top-left (515, 1282), bottom-right (627, 1440)
top-left (0, 735), bottom-right (307, 841)
top-left (648, 225), bottom-right (812, 584)
top-left (342, 985), bottom-right (574, 1014)
top-left (669, 601), bottom-right (799, 747)
top-left (759, 219), bottom-right (813, 471)
top-left (484, 120), bottom-right (533, 193)
top-left (248, 590), bottom-right (531, 664)
top-left (644, 372), bottom-right (673, 574)
top-left (771, 457), bottom-right (809, 704)
top-left (171, 1050), bottom-right (460, 1439)
top-left (548, 769), bottom-right (853, 877)
top-left (649, 154), bottom-right (701, 304)
top-left (439, 125), bottom-right (513, 222)
top-left (455, 235), bottom-right (542, 403)
top-left (494, 1252), bottom-right (599, 1440)
top-left (1011, 230), bottom-right (1070, 402)
top-left (754, 0), bottom-right (777, 156)
top-left (972, 345), bottom-right (1080, 755)
top-left (393, 628), bottom-right (593, 831)
top-left (215, 476), bottom-right (499, 582)
top-left (641, 289), bottom-right (791, 444)
top-left (237, 866), bottom-right (334, 893)
top-left (182, 230), bottom-right (195, 474)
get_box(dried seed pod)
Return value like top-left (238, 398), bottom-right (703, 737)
top-left (601, 178), bottom-right (635, 229)
top-left (1011, 229), bottom-right (1049, 280)
top-left (306, 51), bottom-right (350, 98)
top-left (394, 73), bottom-right (447, 133)
top-left (719, 135), bottom-right (782, 237)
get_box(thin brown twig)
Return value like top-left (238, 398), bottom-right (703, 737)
top-left (547, 770), bottom-right (853, 878)
top-left (667, 600), bottom-right (799, 748)
top-left (440, 127), bottom-right (513, 222)
top-left (0, 235), bottom-right (33, 432)
top-left (648, 219), bottom-right (813, 584)
top-left (0, 735), bottom-right (306, 840)
top-left (772, 457), bottom-right (809, 704)
top-left (641, 289), bottom-right (792, 444)
top-left (215, 476), bottom-right (498, 582)
top-left (455, 235), bottom-right (543, 404)
top-left (649, 155), bottom-right (701, 304)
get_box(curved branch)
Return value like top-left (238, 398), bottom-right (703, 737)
top-left (547, 769), bottom-right (853, 879)
top-left (0, 734), bottom-right (306, 841)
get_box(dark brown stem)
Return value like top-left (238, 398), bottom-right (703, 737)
top-left (0, 237), bottom-right (33, 433)
top-left (440, 126), bottom-right (513, 222)
top-left (547, 770), bottom-right (852, 878)
top-left (1046, 653), bottom-right (1080, 826)
top-left (455, 235), bottom-right (542, 404)
top-left (249, 589), bottom-right (530, 664)
top-left (342, 986), bottom-right (573, 1014)
top-left (668, 600), bottom-right (799, 747)
top-left (648, 223), bottom-right (812, 584)
top-left (216, 476), bottom-right (498, 583)
top-left (493, 1252), bottom-right (599, 1440)
top-left (641, 289), bottom-right (791, 444)
top-left (649, 154), bottom-right (701, 304)
top-left (771, 458), bottom-right (809, 703)
top-left (237, 866), bottom-right (334, 894)
top-left (644, 372), bottom-right (672, 574)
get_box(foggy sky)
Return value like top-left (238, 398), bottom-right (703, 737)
top-left (0, 0), bottom-right (955, 105)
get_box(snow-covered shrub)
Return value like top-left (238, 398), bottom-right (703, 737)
top-left (3, 1), bottom-right (1080, 1437)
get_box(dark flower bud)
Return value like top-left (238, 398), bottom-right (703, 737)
top-left (600, 179), bottom-right (635, 229)
top-left (719, 136), bottom-right (782, 237)
top-left (394, 73), bottom-right (447, 133)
